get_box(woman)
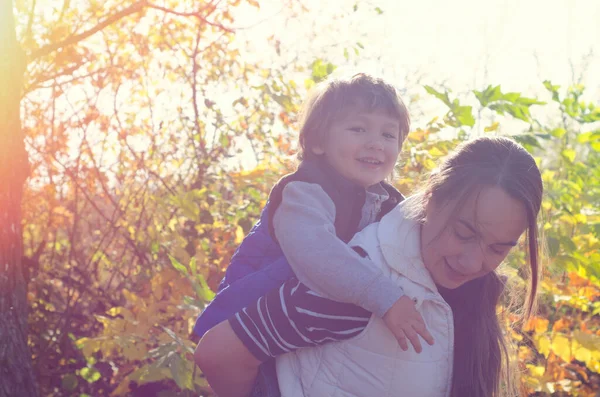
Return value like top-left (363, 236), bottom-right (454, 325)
top-left (198, 136), bottom-right (543, 397)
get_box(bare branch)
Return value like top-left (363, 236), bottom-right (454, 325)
top-left (146, 2), bottom-right (234, 33)
top-left (30, 1), bottom-right (148, 61)
top-left (24, 0), bottom-right (37, 43)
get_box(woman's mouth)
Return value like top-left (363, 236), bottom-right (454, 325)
top-left (444, 258), bottom-right (467, 282)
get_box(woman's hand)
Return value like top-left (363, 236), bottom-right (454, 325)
top-left (194, 320), bottom-right (262, 397)
top-left (382, 296), bottom-right (435, 353)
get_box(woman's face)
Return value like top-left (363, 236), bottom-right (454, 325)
top-left (421, 186), bottom-right (528, 289)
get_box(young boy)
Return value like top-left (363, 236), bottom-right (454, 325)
top-left (194, 73), bottom-right (433, 396)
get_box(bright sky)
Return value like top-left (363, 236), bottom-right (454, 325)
top-left (239, 0), bottom-right (599, 99)
top-left (226, 0), bottom-right (599, 168)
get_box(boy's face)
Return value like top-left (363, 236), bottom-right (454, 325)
top-left (312, 108), bottom-right (401, 187)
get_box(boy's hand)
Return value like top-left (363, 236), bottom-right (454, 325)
top-left (382, 295), bottom-right (434, 353)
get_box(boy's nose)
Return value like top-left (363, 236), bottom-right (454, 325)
top-left (366, 138), bottom-right (384, 150)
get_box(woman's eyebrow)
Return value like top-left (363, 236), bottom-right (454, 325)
top-left (459, 219), bottom-right (518, 246)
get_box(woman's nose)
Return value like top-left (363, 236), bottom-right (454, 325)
top-left (456, 242), bottom-right (485, 274)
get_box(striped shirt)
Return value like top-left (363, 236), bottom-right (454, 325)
top-left (230, 276), bottom-right (371, 361)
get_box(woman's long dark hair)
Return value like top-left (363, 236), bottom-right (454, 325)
top-left (406, 136), bottom-right (543, 396)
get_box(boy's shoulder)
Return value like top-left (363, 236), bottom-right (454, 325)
top-left (380, 181), bottom-right (404, 204)
top-left (270, 158), bottom-right (404, 207)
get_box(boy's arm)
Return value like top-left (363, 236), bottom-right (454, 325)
top-left (195, 278), bottom-right (434, 394)
top-left (273, 181), bottom-right (402, 317)
top-left (192, 256), bottom-right (294, 338)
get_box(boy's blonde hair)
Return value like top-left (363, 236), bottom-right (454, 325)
top-left (298, 73), bottom-right (411, 159)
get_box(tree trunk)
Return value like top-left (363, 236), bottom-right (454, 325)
top-left (0, 1), bottom-right (39, 396)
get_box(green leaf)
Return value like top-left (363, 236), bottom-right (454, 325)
top-left (189, 257), bottom-right (197, 276)
top-left (61, 374), bottom-right (79, 391)
top-left (375, 6), bottom-right (384, 14)
top-left (424, 85), bottom-right (451, 107)
top-left (512, 134), bottom-right (541, 149)
top-left (310, 59), bottom-right (336, 82)
top-left (502, 92), bottom-right (520, 102)
top-left (304, 78), bottom-right (315, 90)
top-left (170, 353), bottom-right (193, 390)
top-left (474, 85), bottom-right (502, 106)
top-left (195, 273), bottom-right (215, 302)
top-left (168, 254), bottom-right (188, 276)
top-left (219, 133), bottom-right (230, 148)
top-left (551, 128), bottom-right (566, 138)
top-left (547, 236), bottom-right (560, 257)
top-left (561, 149), bottom-right (576, 163)
top-left (543, 80), bottom-right (561, 101)
top-left (454, 106), bottom-right (475, 127)
top-left (577, 131), bottom-right (593, 143)
top-left (79, 367), bottom-right (101, 383)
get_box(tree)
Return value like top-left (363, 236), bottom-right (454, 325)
top-left (0, 1), bottom-right (38, 396)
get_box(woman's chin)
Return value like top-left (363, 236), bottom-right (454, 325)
top-left (434, 276), bottom-right (465, 290)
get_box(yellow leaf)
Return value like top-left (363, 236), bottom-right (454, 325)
top-left (151, 274), bottom-right (164, 300)
top-left (551, 334), bottom-right (571, 362)
top-left (535, 334), bottom-right (551, 358)
top-left (527, 364), bottom-right (546, 377)
top-left (76, 337), bottom-right (100, 358)
top-left (484, 121), bottom-right (500, 132)
top-left (235, 225), bottom-right (245, 244)
top-left (122, 289), bottom-right (140, 306)
top-left (572, 340), bottom-right (592, 364)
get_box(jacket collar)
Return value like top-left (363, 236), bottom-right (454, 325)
top-left (377, 200), bottom-right (438, 293)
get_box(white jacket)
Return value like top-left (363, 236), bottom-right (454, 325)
top-left (276, 203), bottom-right (454, 397)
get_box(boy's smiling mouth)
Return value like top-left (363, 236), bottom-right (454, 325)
top-left (357, 157), bottom-right (384, 165)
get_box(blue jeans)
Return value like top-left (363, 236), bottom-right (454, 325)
top-left (251, 360), bottom-right (280, 397)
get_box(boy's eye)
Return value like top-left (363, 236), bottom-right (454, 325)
top-left (383, 132), bottom-right (397, 139)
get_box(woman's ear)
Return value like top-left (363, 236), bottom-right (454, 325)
top-left (423, 191), bottom-right (435, 220)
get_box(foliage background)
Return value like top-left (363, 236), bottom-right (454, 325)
top-left (10, 0), bottom-right (600, 395)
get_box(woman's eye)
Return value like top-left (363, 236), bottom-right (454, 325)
top-left (490, 246), bottom-right (505, 255)
top-left (453, 227), bottom-right (473, 241)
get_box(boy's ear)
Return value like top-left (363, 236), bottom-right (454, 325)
top-left (311, 145), bottom-right (325, 155)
